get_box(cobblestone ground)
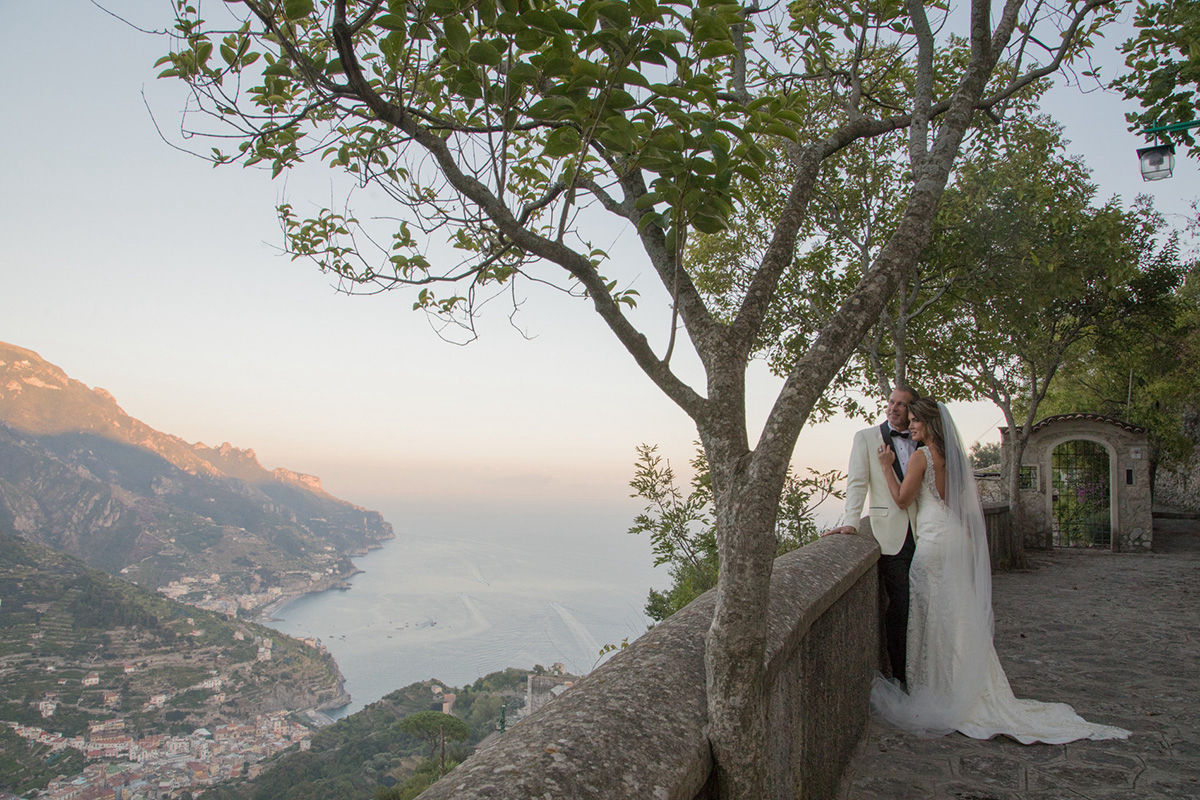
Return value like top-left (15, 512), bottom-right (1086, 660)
top-left (837, 516), bottom-right (1200, 800)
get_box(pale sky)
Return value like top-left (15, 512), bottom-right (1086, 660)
top-left (2, 2), bottom-right (1196, 530)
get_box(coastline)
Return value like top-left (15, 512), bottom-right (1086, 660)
top-left (253, 533), bottom-right (395, 622)
top-left (253, 539), bottom-right (397, 716)
top-left (254, 567), bottom-right (364, 623)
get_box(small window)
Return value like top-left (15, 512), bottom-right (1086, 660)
top-left (1126, 469), bottom-right (1134, 485)
top-left (1019, 465), bottom-right (1038, 491)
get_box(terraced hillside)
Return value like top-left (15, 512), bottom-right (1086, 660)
top-left (0, 530), bottom-right (346, 741)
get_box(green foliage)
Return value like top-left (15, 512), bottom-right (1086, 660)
top-left (1117, 0), bottom-right (1200, 154)
top-left (395, 711), bottom-right (470, 765)
top-left (918, 120), bottom-right (1190, 478)
top-left (151, 0), bottom-right (1114, 334)
top-left (65, 573), bottom-right (163, 630)
top-left (1038, 241), bottom-right (1200, 469)
top-left (373, 757), bottom-right (453, 800)
top-left (156, 0), bottom-right (799, 315)
top-left (209, 673), bottom-right (524, 800)
top-left (969, 442), bottom-right (1002, 472)
top-left (629, 443), bottom-right (844, 621)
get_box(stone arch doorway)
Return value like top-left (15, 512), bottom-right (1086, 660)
top-left (1006, 413), bottom-right (1153, 552)
top-left (1049, 438), bottom-right (1113, 547)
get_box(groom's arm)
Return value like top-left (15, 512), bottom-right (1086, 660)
top-left (824, 430), bottom-right (869, 535)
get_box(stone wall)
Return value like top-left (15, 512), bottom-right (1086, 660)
top-left (1153, 411), bottom-right (1200, 511)
top-left (416, 534), bottom-right (879, 800)
top-left (1156, 462), bottom-right (1200, 511)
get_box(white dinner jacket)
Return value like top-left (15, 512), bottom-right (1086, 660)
top-left (837, 424), bottom-right (918, 556)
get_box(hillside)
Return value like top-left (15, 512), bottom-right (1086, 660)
top-left (0, 341), bottom-right (393, 608)
top-left (0, 529), bottom-right (347, 793)
top-left (199, 669), bottom-right (532, 800)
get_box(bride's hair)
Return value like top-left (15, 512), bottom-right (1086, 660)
top-left (907, 397), bottom-right (946, 455)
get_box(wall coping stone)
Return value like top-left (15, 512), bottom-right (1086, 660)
top-left (417, 533), bottom-right (879, 800)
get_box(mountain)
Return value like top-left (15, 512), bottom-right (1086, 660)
top-left (0, 341), bottom-right (393, 608)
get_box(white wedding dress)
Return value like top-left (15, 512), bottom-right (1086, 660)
top-left (871, 429), bottom-right (1130, 744)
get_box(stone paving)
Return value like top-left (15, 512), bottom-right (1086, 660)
top-left (837, 515), bottom-right (1200, 800)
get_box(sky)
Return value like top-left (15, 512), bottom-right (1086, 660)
top-left (2, 2), bottom-right (1197, 535)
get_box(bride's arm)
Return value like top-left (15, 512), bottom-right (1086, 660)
top-left (877, 447), bottom-right (926, 509)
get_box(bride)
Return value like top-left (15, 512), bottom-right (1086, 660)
top-left (871, 397), bottom-right (1129, 743)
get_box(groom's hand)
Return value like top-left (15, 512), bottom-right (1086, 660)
top-left (820, 525), bottom-right (856, 537)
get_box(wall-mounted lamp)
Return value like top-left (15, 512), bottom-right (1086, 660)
top-left (1137, 143), bottom-right (1175, 181)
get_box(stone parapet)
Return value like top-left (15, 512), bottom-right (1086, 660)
top-left (417, 533), bottom-right (879, 800)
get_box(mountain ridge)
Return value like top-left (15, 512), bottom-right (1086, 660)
top-left (0, 341), bottom-right (332, 497)
top-left (0, 340), bottom-right (393, 607)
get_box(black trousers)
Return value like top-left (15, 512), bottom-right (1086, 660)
top-left (878, 528), bottom-right (915, 685)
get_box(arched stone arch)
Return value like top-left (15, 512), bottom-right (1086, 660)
top-left (1003, 414), bottom-right (1152, 552)
top-left (1043, 435), bottom-right (1117, 547)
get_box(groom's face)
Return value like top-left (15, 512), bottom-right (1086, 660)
top-left (887, 389), bottom-right (914, 431)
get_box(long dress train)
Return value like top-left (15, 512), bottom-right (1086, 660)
top-left (870, 434), bottom-right (1129, 744)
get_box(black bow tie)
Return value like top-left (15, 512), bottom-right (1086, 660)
top-left (889, 430), bottom-right (910, 439)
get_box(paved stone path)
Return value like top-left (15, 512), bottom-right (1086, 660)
top-left (837, 515), bottom-right (1200, 800)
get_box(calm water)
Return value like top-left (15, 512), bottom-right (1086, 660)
top-left (265, 502), bottom-right (664, 716)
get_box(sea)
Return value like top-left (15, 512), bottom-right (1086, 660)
top-left (264, 501), bottom-right (666, 717)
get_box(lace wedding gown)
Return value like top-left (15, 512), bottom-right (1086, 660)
top-left (871, 444), bottom-right (1129, 744)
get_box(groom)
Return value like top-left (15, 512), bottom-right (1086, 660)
top-left (823, 384), bottom-right (920, 685)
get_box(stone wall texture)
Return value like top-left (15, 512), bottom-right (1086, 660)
top-left (416, 533), bottom-right (880, 800)
top-left (1156, 462), bottom-right (1200, 511)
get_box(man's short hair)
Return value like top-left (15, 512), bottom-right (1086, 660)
top-left (893, 382), bottom-right (921, 403)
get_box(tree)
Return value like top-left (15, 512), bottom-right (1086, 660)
top-left (1038, 245), bottom-right (1199, 484)
top-left (395, 711), bottom-right (469, 777)
top-left (628, 443), bottom-right (842, 621)
top-left (969, 441), bottom-right (1002, 472)
top-left (155, 1), bottom-right (1116, 794)
top-left (1117, 0), bottom-right (1200, 154)
top-left (689, 87), bottom-right (1058, 420)
top-left (918, 122), bottom-right (1186, 558)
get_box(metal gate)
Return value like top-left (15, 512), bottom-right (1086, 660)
top-left (1051, 440), bottom-right (1111, 547)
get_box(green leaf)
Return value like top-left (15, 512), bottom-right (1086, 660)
top-left (282, 0), bottom-right (314, 20)
top-left (515, 27), bottom-right (548, 50)
top-left (374, 13), bottom-right (407, 32)
top-left (527, 95), bottom-right (575, 119)
top-left (496, 12), bottom-right (524, 34)
top-left (763, 120), bottom-right (799, 141)
top-left (596, 1), bottom-right (632, 28)
top-left (605, 88), bottom-right (638, 110)
top-left (468, 40), bottom-right (503, 66)
top-left (691, 210), bottom-right (728, 234)
top-left (444, 19), bottom-right (469, 51)
top-left (544, 126), bottom-right (582, 157)
top-left (507, 62), bottom-right (540, 85)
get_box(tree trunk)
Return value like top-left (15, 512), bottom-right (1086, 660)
top-left (1005, 431), bottom-right (1031, 568)
top-left (700, 420), bottom-right (789, 799)
top-left (705, 476), bottom-right (781, 796)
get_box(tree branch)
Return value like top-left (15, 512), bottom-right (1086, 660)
top-left (327, 7), bottom-right (708, 419)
